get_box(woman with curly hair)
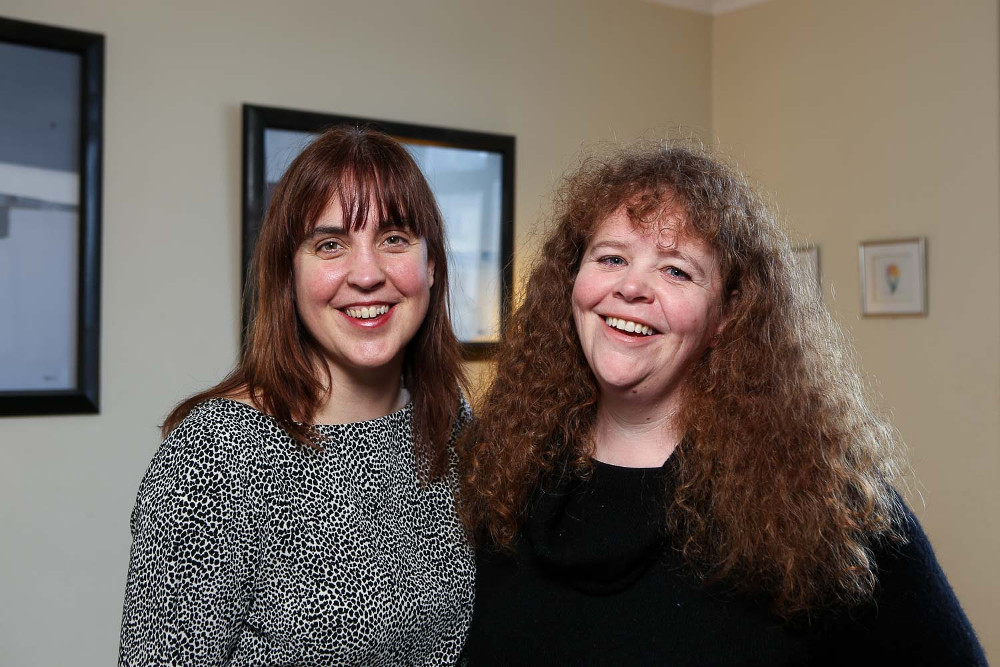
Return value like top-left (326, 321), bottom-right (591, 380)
top-left (120, 127), bottom-right (472, 665)
top-left (459, 142), bottom-right (985, 665)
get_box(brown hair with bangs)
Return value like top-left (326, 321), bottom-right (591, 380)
top-left (163, 126), bottom-right (465, 480)
top-left (458, 140), bottom-right (904, 615)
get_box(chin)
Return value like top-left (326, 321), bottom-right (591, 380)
top-left (350, 347), bottom-right (408, 372)
top-left (348, 356), bottom-right (399, 373)
top-left (592, 368), bottom-right (648, 392)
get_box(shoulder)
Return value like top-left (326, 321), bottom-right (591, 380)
top-left (170, 396), bottom-right (271, 435)
top-left (158, 399), bottom-right (271, 469)
top-left (456, 392), bottom-right (473, 428)
top-left (446, 392), bottom-right (474, 446)
top-left (134, 399), bottom-right (275, 517)
top-left (852, 497), bottom-right (988, 663)
top-left (866, 499), bottom-right (976, 620)
top-left (166, 397), bottom-right (290, 454)
top-left (872, 497), bottom-right (950, 584)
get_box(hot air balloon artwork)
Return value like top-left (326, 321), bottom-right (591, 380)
top-left (885, 263), bottom-right (901, 294)
top-left (859, 238), bottom-right (926, 316)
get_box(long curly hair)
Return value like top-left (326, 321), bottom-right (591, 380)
top-left (459, 141), bottom-right (904, 614)
top-left (164, 126), bottom-right (465, 480)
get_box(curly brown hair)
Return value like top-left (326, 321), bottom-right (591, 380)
top-left (459, 141), bottom-right (904, 615)
top-left (164, 126), bottom-right (465, 480)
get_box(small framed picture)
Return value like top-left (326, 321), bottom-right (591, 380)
top-left (792, 245), bottom-right (821, 295)
top-left (859, 238), bottom-right (926, 316)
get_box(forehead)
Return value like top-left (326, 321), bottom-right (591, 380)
top-left (305, 190), bottom-right (409, 235)
top-left (589, 206), bottom-right (710, 253)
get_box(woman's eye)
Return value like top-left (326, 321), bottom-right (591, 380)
top-left (317, 240), bottom-right (344, 253)
top-left (597, 255), bottom-right (626, 267)
top-left (665, 266), bottom-right (691, 280)
top-left (382, 233), bottom-right (413, 250)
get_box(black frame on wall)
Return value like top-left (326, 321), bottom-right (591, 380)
top-left (0, 17), bottom-right (104, 416)
top-left (242, 104), bottom-right (516, 359)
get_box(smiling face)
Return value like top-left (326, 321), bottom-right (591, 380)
top-left (293, 195), bottom-right (434, 384)
top-left (572, 207), bottom-right (725, 411)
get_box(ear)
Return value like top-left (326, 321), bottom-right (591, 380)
top-left (709, 290), bottom-right (738, 348)
top-left (427, 258), bottom-right (435, 289)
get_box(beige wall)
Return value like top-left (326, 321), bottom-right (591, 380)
top-left (0, 1), bottom-right (711, 664)
top-left (713, 0), bottom-right (1000, 659)
top-left (3, 0), bottom-right (998, 664)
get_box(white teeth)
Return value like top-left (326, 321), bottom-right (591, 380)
top-left (345, 304), bottom-right (390, 319)
top-left (604, 316), bottom-right (655, 336)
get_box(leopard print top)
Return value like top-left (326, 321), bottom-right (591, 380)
top-left (119, 397), bottom-right (474, 666)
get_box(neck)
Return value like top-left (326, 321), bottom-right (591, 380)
top-left (591, 390), bottom-right (685, 468)
top-left (312, 358), bottom-right (405, 424)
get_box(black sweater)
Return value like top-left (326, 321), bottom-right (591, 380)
top-left (463, 458), bottom-right (987, 666)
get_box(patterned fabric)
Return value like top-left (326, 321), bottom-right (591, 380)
top-left (120, 397), bottom-right (474, 666)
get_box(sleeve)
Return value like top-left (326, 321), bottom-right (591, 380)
top-left (119, 408), bottom-right (257, 666)
top-left (825, 501), bottom-right (988, 665)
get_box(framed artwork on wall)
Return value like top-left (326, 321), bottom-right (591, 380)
top-left (0, 17), bottom-right (103, 416)
top-left (242, 104), bottom-right (515, 358)
top-left (859, 238), bottom-right (927, 316)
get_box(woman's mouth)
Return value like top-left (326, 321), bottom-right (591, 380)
top-left (343, 304), bottom-right (391, 320)
top-left (604, 316), bottom-right (658, 336)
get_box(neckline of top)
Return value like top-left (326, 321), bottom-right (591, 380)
top-left (590, 457), bottom-right (671, 474)
top-left (209, 396), bottom-right (413, 430)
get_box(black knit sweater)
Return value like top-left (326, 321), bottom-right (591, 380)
top-left (462, 458), bottom-right (987, 666)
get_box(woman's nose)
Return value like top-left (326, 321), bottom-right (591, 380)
top-left (347, 247), bottom-right (386, 290)
top-left (614, 267), bottom-right (653, 303)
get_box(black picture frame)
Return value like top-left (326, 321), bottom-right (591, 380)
top-left (242, 104), bottom-right (515, 359)
top-left (0, 17), bottom-right (103, 416)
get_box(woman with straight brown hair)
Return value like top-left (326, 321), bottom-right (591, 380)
top-left (120, 127), bottom-right (472, 665)
top-left (459, 141), bottom-right (985, 665)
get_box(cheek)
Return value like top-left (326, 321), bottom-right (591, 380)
top-left (291, 260), bottom-right (310, 305)
top-left (571, 270), bottom-right (601, 312)
top-left (665, 299), bottom-right (720, 340)
top-left (386, 257), bottom-right (432, 296)
top-left (571, 273), bottom-right (601, 341)
top-left (666, 305), bottom-right (701, 331)
top-left (295, 271), bottom-right (325, 305)
top-left (293, 260), bottom-right (343, 308)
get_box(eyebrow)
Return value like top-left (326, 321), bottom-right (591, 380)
top-left (308, 221), bottom-right (412, 239)
top-left (308, 225), bottom-right (348, 238)
top-left (589, 239), bottom-right (630, 251)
